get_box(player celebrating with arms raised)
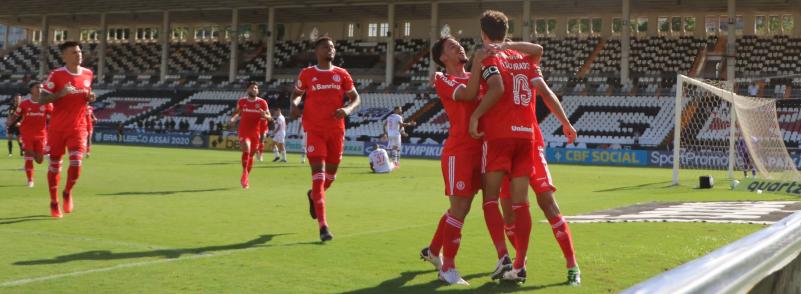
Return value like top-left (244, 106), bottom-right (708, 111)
top-left (290, 36), bottom-right (361, 242)
top-left (38, 41), bottom-right (97, 218)
top-left (230, 82), bottom-right (271, 189)
top-left (13, 81), bottom-right (53, 188)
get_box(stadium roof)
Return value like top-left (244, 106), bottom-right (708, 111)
top-left (1, 0), bottom-right (799, 27)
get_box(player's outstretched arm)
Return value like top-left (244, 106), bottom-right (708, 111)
top-left (229, 105), bottom-right (241, 129)
top-left (469, 74), bottom-right (504, 138)
top-left (533, 78), bottom-right (576, 144)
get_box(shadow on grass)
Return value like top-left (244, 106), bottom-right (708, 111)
top-left (98, 187), bottom-right (235, 196)
top-left (14, 234), bottom-right (292, 265)
top-left (184, 162), bottom-right (238, 166)
top-left (594, 181), bottom-right (673, 193)
top-left (342, 270), bottom-right (566, 293)
top-left (0, 215), bottom-right (52, 225)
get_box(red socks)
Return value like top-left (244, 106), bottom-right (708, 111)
top-left (24, 157), bottom-right (34, 182)
top-left (482, 200), bottom-right (510, 258)
top-left (441, 213), bottom-right (463, 271)
top-left (549, 214), bottom-right (577, 268)
top-left (324, 173), bottom-right (336, 190)
top-left (311, 172), bottom-right (327, 228)
top-left (504, 223), bottom-right (517, 247)
top-left (64, 153), bottom-right (82, 195)
top-left (241, 151), bottom-right (250, 173)
top-left (512, 203), bottom-right (532, 269)
top-left (47, 158), bottom-right (62, 203)
top-left (429, 212), bottom-right (448, 256)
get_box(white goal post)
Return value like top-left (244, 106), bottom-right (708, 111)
top-left (672, 74), bottom-right (801, 185)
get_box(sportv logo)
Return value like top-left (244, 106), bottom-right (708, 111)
top-left (745, 180), bottom-right (801, 195)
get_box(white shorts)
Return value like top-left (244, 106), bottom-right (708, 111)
top-left (388, 134), bottom-right (402, 149)
top-left (273, 133), bottom-right (286, 144)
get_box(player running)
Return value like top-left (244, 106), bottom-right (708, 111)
top-left (368, 144), bottom-right (395, 173)
top-left (38, 41), bottom-right (98, 218)
top-left (229, 82), bottom-right (271, 189)
top-left (6, 94), bottom-right (23, 157)
top-left (271, 108), bottom-right (287, 162)
top-left (383, 106), bottom-right (416, 166)
top-left (13, 82), bottom-right (53, 188)
top-left (85, 104), bottom-right (96, 158)
top-left (290, 36), bottom-right (361, 242)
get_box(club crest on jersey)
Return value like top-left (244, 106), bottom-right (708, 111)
top-left (332, 74), bottom-right (341, 82)
top-left (456, 181), bottom-right (465, 191)
top-left (83, 80), bottom-right (91, 87)
top-left (307, 145), bottom-right (315, 153)
top-left (312, 77), bottom-right (318, 82)
top-left (46, 82), bottom-right (55, 89)
top-left (39, 106), bottom-right (45, 111)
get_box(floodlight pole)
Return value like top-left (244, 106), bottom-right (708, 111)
top-left (160, 11), bottom-right (170, 82)
top-left (386, 3), bottom-right (395, 85)
top-left (98, 13), bottom-right (107, 81)
top-left (726, 0), bottom-right (737, 179)
top-left (522, 0), bottom-right (531, 42)
top-left (229, 8), bottom-right (239, 83)
top-left (621, 0), bottom-right (630, 86)
top-left (39, 15), bottom-right (49, 79)
top-left (265, 7), bottom-right (275, 83)
top-left (428, 1), bottom-right (438, 78)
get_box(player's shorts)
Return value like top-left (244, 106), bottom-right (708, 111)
top-left (387, 134), bottom-right (402, 149)
top-left (273, 132), bottom-right (286, 144)
top-left (238, 133), bottom-right (261, 152)
top-left (483, 138), bottom-right (534, 178)
top-left (48, 129), bottom-right (88, 158)
top-left (258, 121), bottom-right (268, 135)
top-left (21, 135), bottom-right (47, 154)
top-left (442, 150), bottom-right (482, 197)
top-left (8, 126), bottom-right (20, 136)
top-left (306, 130), bottom-right (344, 164)
top-left (499, 145), bottom-right (557, 199)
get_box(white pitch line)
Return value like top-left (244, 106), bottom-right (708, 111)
top-left (0, 223), bottom-right (431, 288)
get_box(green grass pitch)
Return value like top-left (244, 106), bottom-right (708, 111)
top-left (0, 143), bottom-right (796, 293)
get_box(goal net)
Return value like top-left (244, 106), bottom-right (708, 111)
top-left (672, 74), bottom-right (801, 185)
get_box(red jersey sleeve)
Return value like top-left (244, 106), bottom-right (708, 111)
top-left (434, 73), bottom-right (465, 102)
top-left (295, 68), bottom-right (309, 92)
top-left (340, 70), bottom-right (354, 92)
top-left (530, 63), bottom-right (543, 82)
top-left (260, 99), bottom-right (269, 112)
top-left (42, 71), bottom-right (62, 94)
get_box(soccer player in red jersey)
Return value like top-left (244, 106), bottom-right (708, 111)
top-left (38, 41), bottom-right (98, 218)
top-left (84, 105), bottom-right (97, 158)
top-left (419, 37), bottom-right (491, 285)
top-left (468, 10), bottom-right (553, 282)
top-left (290, 36), bottom-right (361, 242)
top-left (496, 60), bottom-right (580, 285)
top-left (13, 81), bottom-right (53, 188)
top-left (229, 82), bottom-right (270, 189)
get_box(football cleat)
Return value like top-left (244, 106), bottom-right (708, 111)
top-left (50, 202), bottom-right (63, 218)
top-left (27, 181), bottom-right (34, 188)
top-left (419, 247), bottom-right (443, 270)
top-left (439, 268), bottom-right (469, 285)
top-left (567, 266), bottom-right (581, 286)
top-left (491, 254), bottom-right (513, 280)
top-left (320, 226), bottom-right (333, 242)
top-left (279, 159), bottom-right (287, 163)
top-left (257, 154), bottom-right (264, 162)
top-left (501, 267), bottom-right (527, 283)
top-left (63, 192), bottom-right (74, 213)
top-left (241, 173), bottom-right (249, 189)
top-left (272, 157), bottom-right (280, 162)
top-left (307, 189), bottom-right (316, 219)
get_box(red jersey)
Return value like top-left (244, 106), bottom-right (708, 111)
top-left (86, 105), bottom-right (95, 130)
top-left (479, 50), bottom-right (539, 141)
top-left (294, 66), bottom-right (354, 133)
top-left (15, 99), bottom-right (53, 137)
top-left (433, 72), bottom-right (482, 154)
top-left (41, 66), bottom-right (94, 133)
top-left (237, 97), bottom-right (269, 136)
